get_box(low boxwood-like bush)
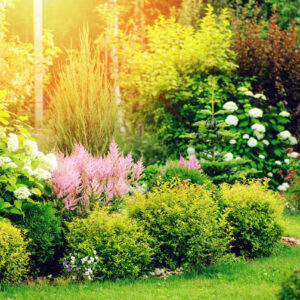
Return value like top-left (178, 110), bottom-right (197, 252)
top-left (218, 179), bottom-right (284, 258)
top-left (0, 218), bottom-right (29, 283)
top-left (127, 179), bottom-right (231, 270)
top-left (278, 268), bottom-right (300, 300)
top-left (12, 203), bottom-right (64, 277)
top-left (65, 208), bottom-right (153, 281)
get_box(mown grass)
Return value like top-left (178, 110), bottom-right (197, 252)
top-left (1, 245), bottom-right (299, 300)
top-left (283, 211), bottom-right (300, 239)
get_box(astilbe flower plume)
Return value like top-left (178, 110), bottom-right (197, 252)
top-left (50, 141), bottom-right (143, 212)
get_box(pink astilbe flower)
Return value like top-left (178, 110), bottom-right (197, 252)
top-left (178, 154), bottom-right (188, 167)
top-left (188, 155), bottom-right (201, 169)
top-left (50, 141), bottom-right (144, 213)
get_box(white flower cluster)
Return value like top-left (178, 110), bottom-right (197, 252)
top-left (243, 134), bottom-right (249, 139)
top-left (247, 137), bottom-right (258, 148)
top-left (278, 182), bottom-right (289, 192)
top-left (287, 152), bottom-right (299, 159)
top-left (14, 186), bottom-right (31, 199)
top-left (229, 139), bottom-right (236, 145)
top-left (279, 130), bottom-right (292, 140)
top-left (225, 115), bottom-right (239, 126)
top-left (253, 93), bottom-right (267, 101)
top-left (23, 140), bottom-right (39, 157)
top-left (224, 152), bottom-right (233, 161)
top-left (187, 147), bottom-right (195, 156)
top-left (279, 111), bottom-right (290, 117)
top-left (63, 250), bottom-right (99, 281)
top-left (7, 133), bottom-right (19, 152)
top-left (251, 124), bottom-right (265, 133)
top-left (223, 101), bottom-right (238, 112)
top-left (252, 123), bottom-right (266, 140)
top-left (249, 108), bottom-right (263, 118)
top-left (262, 140), bottom-right (270, 146)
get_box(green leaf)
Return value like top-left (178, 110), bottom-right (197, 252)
top-left (14, 199), bottom-right (22, 210)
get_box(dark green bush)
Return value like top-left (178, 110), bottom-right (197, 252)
top-left (65, 208), bottom-right (153, 280)
top-left (218, 180), bottom-right (284, 258)
top-left (0, 218), bottom-right (29, 283)
top-left (127, 179), bottom-right (231, 270)
top-left (278, 268), bottom-right (300, 300)
top-left (12, 203), bottom-right (64, 276)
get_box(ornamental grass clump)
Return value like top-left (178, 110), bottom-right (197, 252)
top-left (49, 27), bottom-right (117, 156)
top-left (50, 141), bottom-right (143, 214)
top-left (217, 179), bottom-right (284, 258)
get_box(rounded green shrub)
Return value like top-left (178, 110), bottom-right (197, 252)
top-left (12, 203), bottom-right (64, 276)
top-left (65, 208), bottom-right (153, 280)
top-left (278, 268), bottom-right (300, 300)
top-left (127, 179), bottom-right (231, 270)
top-left (218, 179), bottom-right (284, 258)
top-left (0, 218), bottom-right (29, 283)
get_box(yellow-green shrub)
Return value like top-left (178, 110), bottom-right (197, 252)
top-left (218, 179), bottom-right (284, 258)
top-left (127, 179), bottom-right (231, 270)
top-left (65, 208), bottom-right (153, 280)
top-left (0, 219), bottom-right (29, 283)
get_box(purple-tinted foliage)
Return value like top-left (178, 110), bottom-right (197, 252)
top-left (50, 141), bottom-right (143, 212)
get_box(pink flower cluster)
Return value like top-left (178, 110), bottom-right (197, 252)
top-left (178, 154), bottom-right (201, 169)
top-left (50, 142), bottom-right (143, 211)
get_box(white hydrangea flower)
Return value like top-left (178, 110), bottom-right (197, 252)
top-left (279, 130), bottom-right (292, 140)
top-left (243, 134), bottom-right (249, 139)
top-left (284, 159), bottom-right (290, 164)
top-left (254, 93), bottom-right (267, 100)
top-left (7, 133), bottom-right (19, 152)
top-left (262, 140), bottom-right (270, 146)
top-left (244, 91), bottom-right (254, 97)
top-left (278, 182), bottom-right (289, 192)
top-left (224, 152), bottom-right (233, 161)
top-left (39, 153), bottom-right (58, 172)
top-left (253, 131), bottom-right (264, 140)
top-left (238, 87), bottom-right (248, 93)
top-left (249, 108), bottom-right (263, 118)
top-left (23, 140), bottom-right (39, 157)
top-left (235, 157), bottom-right (241, 160)
top-left (229, 139), bottom-right (237, 145)
top-left (223, 101), bottom-right (238, 112)
top-left (187, 147), bottom-right (195, 156)
top-left (251, 124), bottom-right (266, 133)
top-left (287, 152), bottom-right (299, 158)
top-left (6, 162), bottom-right (17, 169)
top-left (225, 115), bottom-right (239, 126)
top-left (289, 136), bottom-right (297, 145)
top-left (0, 156), bottom-right (11, 166)
top-left (259, 155), bottom-right (265, 159)
top-left (247, 137), bottom-right (258, 147)
top-left (14, 186), bottom-right (31, 199)
top-left (279, 111), bottom-right (290, 117)
top-left (267, 172), bottom-right (273, 177)
top-left (32, 168), bottom-right (52, 180)
top-left (275, 160), bottom-right (282, 165)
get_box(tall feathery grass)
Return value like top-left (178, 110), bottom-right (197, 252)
top-left (49, 28), bottom-right (117, 156)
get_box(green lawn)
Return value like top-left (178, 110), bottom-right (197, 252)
top-left (1, 245), bottom-right (300, 300)
top-left (283, 212), bottom-right (300, 239)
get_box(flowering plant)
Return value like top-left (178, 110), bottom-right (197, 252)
top-left (50, 141), bottom-right (143, 215)
top-left (219, 87), bottom-right (298, 188)
top-left (62, 251), bottom-right (99, 281)
top-left (277, 148), bottom-right (300, 211)
top-left (0, 96), bottom-right (56, 216)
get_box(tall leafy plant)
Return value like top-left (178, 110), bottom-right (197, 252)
top-left (49, 27), bottom-right (117, 156)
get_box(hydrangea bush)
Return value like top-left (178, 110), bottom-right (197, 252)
top-left (218, 87), bottom-right (298, 188)
top-left (0, 99), bottom-right (57, 216)
top-left (50, 141), bottom-right (143, 215)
